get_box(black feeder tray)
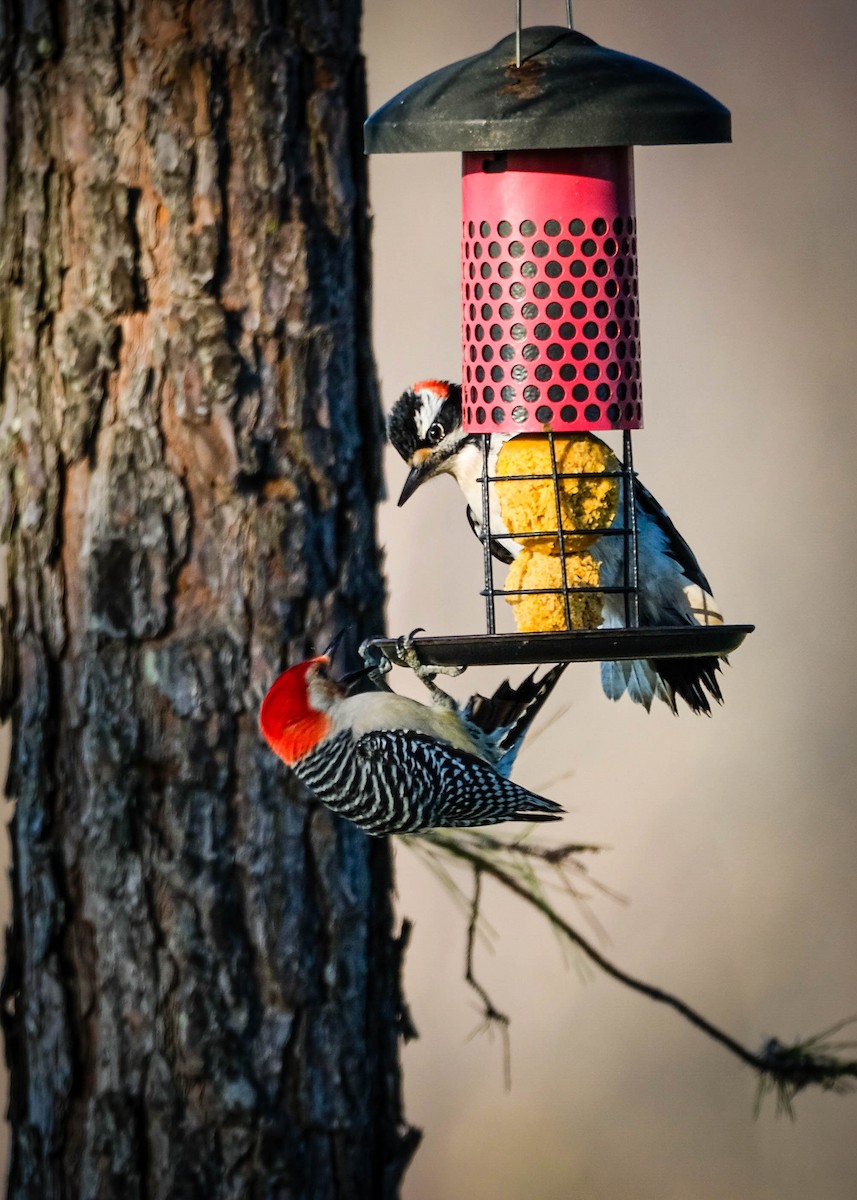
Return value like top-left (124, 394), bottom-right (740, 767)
top-left (365, 627), bottom-right (754, 671)
top-left (365, 17), bottom-right (753, 669)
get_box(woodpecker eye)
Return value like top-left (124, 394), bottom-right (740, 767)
top-left (426, 422), bottom-right (445, 446)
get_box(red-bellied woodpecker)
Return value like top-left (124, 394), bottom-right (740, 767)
top-left (259, 652), bottom-right (565, 835)
top-left (387, 379), bottom-right (725, 715)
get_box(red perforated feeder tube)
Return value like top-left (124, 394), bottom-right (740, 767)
top-left (461, 147), bottom-right (641, 435)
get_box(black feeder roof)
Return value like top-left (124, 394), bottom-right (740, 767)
top-left (364, 26), bottom-right (731, 154)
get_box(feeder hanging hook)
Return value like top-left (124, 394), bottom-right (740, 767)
top-left (516, 0), bottom-right (574, 68)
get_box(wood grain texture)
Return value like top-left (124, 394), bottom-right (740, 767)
top-left (0, 1), bottom-right (417, 1195)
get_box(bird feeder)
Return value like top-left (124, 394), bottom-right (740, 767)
top-left (364, 14), bottom-right (752, 669)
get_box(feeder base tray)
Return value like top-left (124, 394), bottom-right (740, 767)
top-left (364, 626), bottom-right (754, 669)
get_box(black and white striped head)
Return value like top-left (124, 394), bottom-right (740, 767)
top-left (387, 380), bottom-right (476, 506)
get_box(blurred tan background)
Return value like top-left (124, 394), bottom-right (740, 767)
top-left (365, 0), bottom-right (857, 1196)
top-left (2, 0), bottom-right (857, 1194)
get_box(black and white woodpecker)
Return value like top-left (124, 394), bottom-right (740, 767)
top-left (387, 379), bottom-right (724, 715)
top-left (259, 647), bottom-right (565, 836)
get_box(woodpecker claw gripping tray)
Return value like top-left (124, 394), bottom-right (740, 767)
top-left (365, 22), bottom-right (753, 670)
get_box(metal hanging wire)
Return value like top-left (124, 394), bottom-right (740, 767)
top-left (516, 0), bottom-right (574, 68)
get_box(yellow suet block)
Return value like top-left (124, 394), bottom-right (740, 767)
top-left (495, 434), bottom-right (620, 554)
top-left (505, 549), bottom-right (604, 633)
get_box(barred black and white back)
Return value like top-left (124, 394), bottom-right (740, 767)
top-left (294, 728), bottom-right (564, 836)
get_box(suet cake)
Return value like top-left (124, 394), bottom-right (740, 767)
top-left (495, 434), bottom-right (620, 554)
top-left (505, 548), bottom-right (604, 632)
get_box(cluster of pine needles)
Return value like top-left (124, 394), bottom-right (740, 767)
top-left (402, 827), bottom-right (857, 1115)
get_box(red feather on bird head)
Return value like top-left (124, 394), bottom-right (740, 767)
top-left (259, 655), bottom-right (334, 765)
top-left (412, 379), bottom-right (449, 400)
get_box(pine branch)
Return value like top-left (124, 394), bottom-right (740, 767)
top-left (464, 870), bottom-right (511, 1089)
top-left (404, 829), bottom-right (857, 1114)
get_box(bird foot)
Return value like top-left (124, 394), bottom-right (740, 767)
top-left (358, 640), bottom-right (395, 692)
top-left (394, 628), bottom-right (464, 709)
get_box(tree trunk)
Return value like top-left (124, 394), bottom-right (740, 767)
top-left (0, 1), bottom-right (415, 1195)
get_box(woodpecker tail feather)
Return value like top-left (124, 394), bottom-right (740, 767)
top-left (652, 656), bottom-right (723, 716)
top-left (601, 658), bottom-right (667, 712)
top-left (461, 663), bottom-right (567, 776)
top-left (506, 807), bottom-right (565, 824)
top-left (601, 654), bottom-right (723, 715)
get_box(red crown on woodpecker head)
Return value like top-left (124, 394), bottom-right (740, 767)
top-left (412, 379), bottom-right (449, 399)
top-left (259, 656), bottom-right (331, 765)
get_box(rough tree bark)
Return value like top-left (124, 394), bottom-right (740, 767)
top-left (0, 1), bottom-right (416, 1195)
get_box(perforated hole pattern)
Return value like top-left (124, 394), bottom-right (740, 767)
top-left (462, 214), bottom-right (641, 432)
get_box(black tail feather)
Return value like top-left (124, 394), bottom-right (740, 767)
top-left (652, 655), bottom-right (724, 716)
top-left (462, 663), bottom-right (567, 753)
top-left (512, 809), bottom-right (564, 823)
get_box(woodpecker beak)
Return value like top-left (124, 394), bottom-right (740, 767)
top-left (338, 664), bottom-right (375, 691)
top-left (397, 450), bottom-right (435, 507)
top-left (321, 630), bottom-right (374, 691)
